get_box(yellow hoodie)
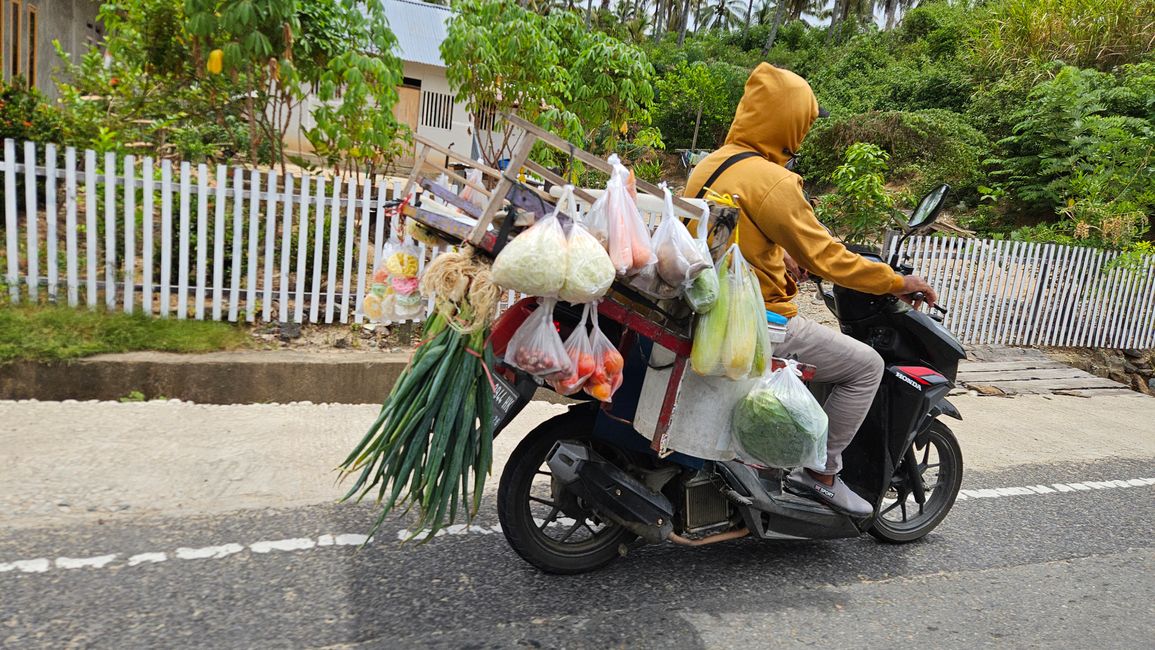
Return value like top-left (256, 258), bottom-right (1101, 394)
top-left (685, 63), bottom-right (905, 318)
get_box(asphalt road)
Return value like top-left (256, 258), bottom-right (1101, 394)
top-left (3, 455), bottom-right (1153, 649)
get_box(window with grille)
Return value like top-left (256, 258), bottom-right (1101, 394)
top-left (473, 102), bottom-right (497, 131)
top-left (8, 0), bottom-right (19, 79)
top-left (420, 91), bottom-right (453, 130)
top-left (25, 4), bottom-right (34, 86)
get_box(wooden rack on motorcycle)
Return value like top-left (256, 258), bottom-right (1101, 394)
top-left (395, 112), bottom-right (815, 455)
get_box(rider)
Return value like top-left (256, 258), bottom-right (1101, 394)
top-left (684, 63), bottom-right (938, 517)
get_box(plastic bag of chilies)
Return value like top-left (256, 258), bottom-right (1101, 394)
top-left (505, 298), bottom-right (572, 381)
top-left (690, 242), bottom-right (771, 380)
top-left (548, 304), bottom-right (596, 395)
top-left (732, 360), bottom-right (829, 471)
top-left (585, 155), bottom-right (655, 276)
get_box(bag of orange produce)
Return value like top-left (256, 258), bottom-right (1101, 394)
top-left (548, 304), bottom-right (596, 395)
top-left (582, 305), bottom-right (625, 403)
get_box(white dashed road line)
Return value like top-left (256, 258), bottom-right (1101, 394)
top-left (2, 478), bottom-right (1152, 576)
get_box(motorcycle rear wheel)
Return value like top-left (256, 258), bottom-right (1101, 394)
top-left (497, 407), bottom-right (637, 574)
top-left (869, 420), bottom-right (962, 544)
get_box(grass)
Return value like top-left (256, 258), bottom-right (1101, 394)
top-left (0, 303), bottom-right (252, 363)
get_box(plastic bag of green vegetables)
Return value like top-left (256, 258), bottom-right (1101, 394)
top-left (683, 205), bottom-right (719, 314)
top-left (732, 360), bottom-right (828, 470)
top-left (691, 243), bottom-right (764, 379)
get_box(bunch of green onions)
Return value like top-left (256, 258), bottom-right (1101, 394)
top-left (339, 247), bottom-right (500, 540)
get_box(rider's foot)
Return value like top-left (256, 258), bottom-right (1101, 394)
top-left (786, 468), bottom-right (874, 518)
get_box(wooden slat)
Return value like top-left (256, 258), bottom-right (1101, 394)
top-left (45, 144), bottom-right (58, 300)
top-left (411, 134), bottom-right (502, 180)
top-left (309, 176), bottom-right (326, 324)
top-left (987, 241), bottom-right (1018, 344)
top-left (325, 177), bottom-right (342, 324)
top-left (211, 165), bottom-right (227, 321)
top-left (3, 140), bottom-right (18, 303)
top-left (1021, 244), bottom-right (1055, 345)
top-left (993, 241), bottom-right (1023, 345)
top-left (958, 368), bottom-right (1100, 381)
top-left (1093, 253), bottom-right (1122, 348)
top-left (971, 377), bottom-right (1128, 392)
top-left (65, 147), bottom-right (79, 307)
top-left (262, 170), bottom-right (278, 322)
top-left (279, 173), bottom-right (295, 323)
top-left (339, 177), bottom-right (356, 324)
top-left (104, 152), bottom-right (119, 309)
top-left (354, 178), bottom-right (372, 323)
top-left (956, 360), bottom-right (1070, 373)
top-left (293, 174), bottom-right (312, 324)
top-left (176, 161), bottom-right (191, 318)
top-left (523, 160), bottom-right (599, 206)
top-left (245, 169), bottom-right (261, 322)
top-left (960, 238), bottom-right (990, 343)
top-left (1128, 261), bottom-right (1155, 348)
top-left (195, 163), bottom-right (209, 319)
top-left (159, 159), bottom-right (173, 317)
top-left (471, 133), bottom-right (535, 243)
top-left (123, 155), bottom-right (136, 313)
top-left (228, 167), bottom-right (244, 323)
top-left (85, 149), bottom-right (98, 308)
top-left (1106, 255), bottom-right (1141, 348)
top-left (141, 157), bottom-right (155, 315)
top-left (23, 142), bottom-right (38, 301)
top-left (1059, 245), bottom-right (1091, 347)
top-left (372, 179), bottom-right (387, 271)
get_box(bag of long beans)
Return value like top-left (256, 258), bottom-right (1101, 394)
top-left (338, 246), bottom-right (502, 541)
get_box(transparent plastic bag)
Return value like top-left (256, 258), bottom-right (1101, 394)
top-left (748, 266), bottom-right (772, 376)
top-left (558, 186), bottom-right (616, 303)
top-left (690, 244), bottom-right (759, 379)
top-left (459, 167), bottom-right (485, 209)
top-left (684, 205), bottom-right (719, 314)
top-left (651, 183), bottom-right (709, 289)
top-left (505, 298), bottom-right (572, 380)
top-left (491, 200), bottom-right (569, 297)
top-left (731, 360), bottom-right (828, 470)
top-left (362, 237), bottom-right (423, 322)
top-left (582, 306), bottom-right (625, 403)
top-left (591, 154), bottom-right (655, 276)
top-left (548, 304), bottom-right (596, 395)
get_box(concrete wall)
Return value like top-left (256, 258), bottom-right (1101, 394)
top-left (2, 0), bottom-right (102, 98)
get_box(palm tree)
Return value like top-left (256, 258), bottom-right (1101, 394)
top-left (696, 0), bottom-right (746, 31)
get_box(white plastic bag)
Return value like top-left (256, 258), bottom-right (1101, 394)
top-left (582, 306), bottom-right (625, 403)
top-left (505, 297), bottom-right (572, 380)
top-left (491, 201), bottom-right (569, 297)
top-left (459, 167), bottom-right (485, 209)
top-left (587, 155), bottom-right (655, 276)
top-left (684, 204), bottom-right (719, 313)
top-left (731, 360), bottom-right (828, 470)
top-left (651, 183), bottom-right (709, 289)
top-left (558, 186), bottom-right (616, 303)
top-left (362, 236), bottom-right (424, 322)
top-left (691, 243), bottom-right (760, 379)
top-left (547, 304), bottom-right (596, 395)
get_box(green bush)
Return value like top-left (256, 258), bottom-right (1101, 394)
top-left (0, 78), bottom-right (63, 143)
top-left (814, 143), bottom-right (899, 245)
top-left (651, 60), bottom-right (748, 150)
top-left (799, 109), bottom-right (990, 205)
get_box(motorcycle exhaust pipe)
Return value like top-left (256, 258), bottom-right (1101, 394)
top-left (667, 528), bottom-right (750, 546)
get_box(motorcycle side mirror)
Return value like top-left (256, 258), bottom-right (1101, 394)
top-left (908, 184), bottom-right (951, 230)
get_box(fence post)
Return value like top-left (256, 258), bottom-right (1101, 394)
top-left (123, 155), bottom-right (136, 314)
top-left (23, 141), bottom-right (39, 302)
top-left (45, 144), bottom-right (58, 301)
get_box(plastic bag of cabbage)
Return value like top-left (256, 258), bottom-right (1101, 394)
top-left (731, 361), bottom-right (828, 470)
top-left (491, 199), bottom-right (569, 297)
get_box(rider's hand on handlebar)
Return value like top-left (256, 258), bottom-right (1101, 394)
top-left (894, 275), bottom-right (938, 309)
top-left (783, 251), bottom-right (809, 282)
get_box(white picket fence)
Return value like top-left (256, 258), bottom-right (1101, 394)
top-left (892, 235), bottom-right (1155, 349)
top-left (3, 138), bottom-right (1154, 348)
top-left (0, 139), bottom-right (470, 325)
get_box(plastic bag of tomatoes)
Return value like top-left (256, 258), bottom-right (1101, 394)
top-left (582, 306), bottom-right (625, 403)
top-left (549, 305), bottom-right (596, 395)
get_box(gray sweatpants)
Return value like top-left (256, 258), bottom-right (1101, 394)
top-left (774, 315), bottom-right (884, 474)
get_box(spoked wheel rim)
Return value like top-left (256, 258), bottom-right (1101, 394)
top-left (523, 449), bottom-right (623, 555)
top-left (872, 423), bottom-right (962, 541)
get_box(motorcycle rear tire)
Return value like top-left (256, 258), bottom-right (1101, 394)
top-left (869, 420), bottom-right (963, 544)
top-left (497, 407), bottom-right (636, 574)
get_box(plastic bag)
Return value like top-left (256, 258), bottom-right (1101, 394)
top-left (731, 360), bottom-right (828, 470)
top-left (690, 243), bottom-right (760, 379)
top-left (582, 306), bottom-right (625, 402)
top-left (748, 266), bottom-right (772, 376)
top-left (684, 205), bottom-right (719, 314)
top-left (548, 304), bottom-right (596, 395)
top-left (362, 237), bottom-right (424, 322)
top-left (651, 183), bottom-right (709, 289)
top-left (459, 167), bottom-right (485, 209)
top-left (558, 186), bottom-right (616, 303)
top-left (587, 155), bottom-right (655, 276)
top-left (505, 298), bottom-right (572, 380)
top-left (491, 200), bottom-right (569, 297)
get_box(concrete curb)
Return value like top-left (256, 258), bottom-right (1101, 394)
top-left (0, 351), bottom-right (573, 405)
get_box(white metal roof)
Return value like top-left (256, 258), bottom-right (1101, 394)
top-left (382, 0), bottom-right (452, 68)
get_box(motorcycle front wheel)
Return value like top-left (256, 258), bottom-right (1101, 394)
top-left (497, 406), bottom-right (637, 574)
top-left (869, 420), bottom-right (963, 544)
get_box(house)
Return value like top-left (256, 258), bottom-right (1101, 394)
top-left (0, 0), bottom-right (102, 97)
top-left (286, 0), bottom-right (476, 167)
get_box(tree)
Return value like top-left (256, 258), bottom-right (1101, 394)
top-left (442, 0), bottom-right (655, 166)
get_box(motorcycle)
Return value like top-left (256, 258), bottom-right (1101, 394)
top-left (488, 185), bottom-right (966, 574)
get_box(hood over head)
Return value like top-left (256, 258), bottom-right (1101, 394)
top-left (724, 63), bottom-right (820, 167)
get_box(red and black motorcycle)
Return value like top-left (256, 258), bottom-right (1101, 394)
top-left (487, 186), bottom-right (965, 574)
